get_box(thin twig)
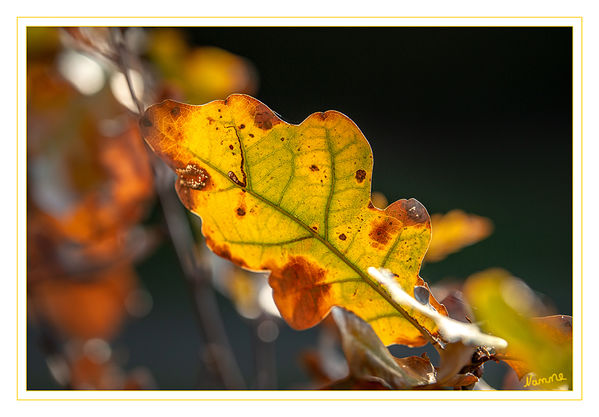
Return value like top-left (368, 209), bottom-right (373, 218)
top-left (109, 29), bottom-right (144, 116)
top-left (154, 164), bottom-right (246, 389)
top-left (110, 27), bottom-right (245, 389)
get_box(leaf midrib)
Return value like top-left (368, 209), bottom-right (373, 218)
top-left (187, 148), bottom-right (372, 282)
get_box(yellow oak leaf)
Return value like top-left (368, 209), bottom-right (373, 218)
top-left (141, 94), bottom-right (447, 346)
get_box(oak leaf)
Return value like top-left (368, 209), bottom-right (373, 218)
top-left (141, 94), bottom-right (447, 346)
top-left (425, 210), bottom-right (493, 262)
top-left (331, 307), bottom-right (436, 389)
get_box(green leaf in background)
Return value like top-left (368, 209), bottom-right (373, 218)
top-left (463, 269), bottom-right (572, 390)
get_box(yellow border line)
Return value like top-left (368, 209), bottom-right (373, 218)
top-left (16, 16), bottom-right (583, 18)
top-left (17, 16), bottom-right (583, 401)
top-left (21, 26), bottom-right (577, 28)
top-left (579, 16), bottom-right (583, 400)
top-left (16, 16), bottom-right (19, 400)
top-left (12, 396), bottom-right (587, 402)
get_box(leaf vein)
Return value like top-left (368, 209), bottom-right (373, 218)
top-left (323, 130), bottom-right (335, 240)
top-left (223, 235), bottom-right (313, 247)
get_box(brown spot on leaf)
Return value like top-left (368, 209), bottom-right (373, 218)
top-left (206, 117), bottom-right (215, 124)
top-left (355, 169), bottom-right (367, 183)
top-left (170, 106), bottom-right (180, 117)
top-left (268, 256), bottom-right (331, 329)
top-left (338, 233), bottom-right (347, 241)
top-left (175, 163), bottom-right (210, 190)
top-left (238, 124), bottom-right (245, 129)
top-left (229, 144), bottom-right (234, 150)
top-left (368, 217), bottom-right (400, 246)
top-left (236, 207), bottom-right (246, 216)
top-left (252, 103), bottom-right (281, 130)
top-left (310, 165), bottom-right (319, 172)
top-left (249, 133), bottom-right (254, 138)
top-left (311, 226), bottom-right (318, 231)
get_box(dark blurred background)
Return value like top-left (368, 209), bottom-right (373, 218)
top-left (28, 26), bottom-right (572, 390)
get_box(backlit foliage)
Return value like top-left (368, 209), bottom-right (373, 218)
top-left (26, 26), bottom-right (572, 392)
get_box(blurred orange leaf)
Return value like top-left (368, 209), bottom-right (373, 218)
top-left (62, 339), bottom-right (155, 390)
top-left (425, 210), bottom-right (493, 262)
top-left (28, 83), bottom-right (154, 264)
top-left (147, 28), bottom-right (258, 104)
top-left (27, 37), bottom-right (154, 345)
top-left (30, 262), bottom-right (137, 341)
top-left (45, 118), bottom-right (153, 245)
